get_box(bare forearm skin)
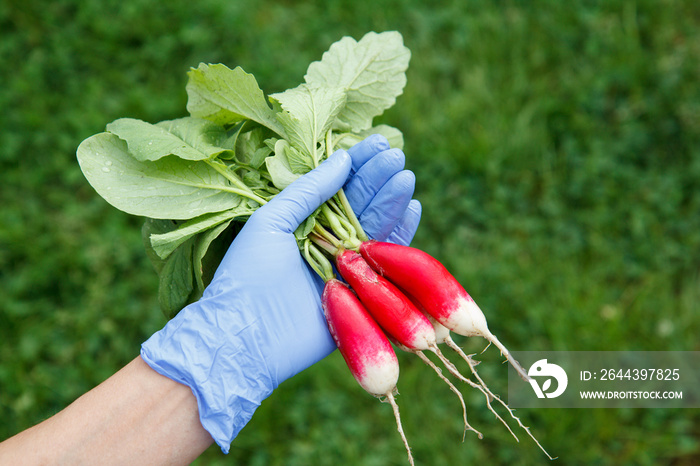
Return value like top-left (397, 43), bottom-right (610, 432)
top-left (0, 356), bottom-right (214, 465)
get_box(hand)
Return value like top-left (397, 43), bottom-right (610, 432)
top-left (141, 135), bottom-right (421, 452)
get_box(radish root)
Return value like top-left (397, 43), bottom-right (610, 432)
top-left (445, 338), bottom-right (494, 401)
top-left (482, 332), bottom-right (531, 382)
top-left (414, 350), bottom-right (483, 441)
top-left (442, 339), bottom-right (555, 461)
top-left (384, 391), bottom-right (414, 466)
top-left (430, 345), bottom-right (519, 442)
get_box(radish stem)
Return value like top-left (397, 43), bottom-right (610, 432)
top-left (336, 189), bottom-right (368, 242)
top-left (309, 233), bottom-right (338, 256)
top-left (205, 159), bottom-right (269, 205)
top-left (302, 240), bottom-right (323, 279)
top-left (331, 131), bottom-right (353, 149)
top-left (321, 205), bottom-right (350, 241)
top-left (327, 198), bottom-right (356, 236)
top-left (308, 242), bottom-right (334, 282)
top-left (313, 224), bottom-right (342, 249)
top-left (302, 240), bottom-right (334, 282)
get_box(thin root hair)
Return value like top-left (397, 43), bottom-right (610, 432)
top-left (444, 338), bottom-right (555, 460)
top-left (386, 391), bottom-right (415, 466)
top-left (413, 350), bottom-right (483, 441)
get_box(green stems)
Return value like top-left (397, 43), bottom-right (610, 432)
top-left (206, 159), bottom-right (269, 205)
top-left (320, 205), bottom-right (361, 250)
top-left (296, 130), bottom-right (372, 281)
top-left (336, 189), bottom-right (368, 242)
top-left (310, 233), bottom-right (339, 256)
top-left (302, 239), bottom-right (335, 283)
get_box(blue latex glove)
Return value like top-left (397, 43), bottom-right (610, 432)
top-left (141, 135), bottom-right (421, 453)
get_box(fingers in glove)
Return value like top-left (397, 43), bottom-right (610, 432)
top-left (385, 199), bottom-right (422, 246)
top-left (344, 148), bottom-right (406, 215)
top-left (254, 150), bottom-right (351, 232)
top-left (359, 170), bottom-right (416, 241)
top-left (347, 134), bottom-right (391, 174)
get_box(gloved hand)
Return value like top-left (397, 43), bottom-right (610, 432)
top-left (141, 135), bottom-right (421, 453)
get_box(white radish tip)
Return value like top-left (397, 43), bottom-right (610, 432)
top-left (452, 298), bottom-right (532, 383)
top-left (359, 353), bottom-right (401, 396)
top-left (444, 296), bottom-right (491, 337)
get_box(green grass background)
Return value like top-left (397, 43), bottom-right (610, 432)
top-left (2, 0), bottom-right (699, 464)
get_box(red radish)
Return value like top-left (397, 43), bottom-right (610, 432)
top-left (359, 240), bottom-right (530, 381)
top-left (322, 278), bottom-right (414, 466)
top-left (333, 256), bottom-right (504, 446)
top-left (323, 279), bottom-right (398, 396)
top-left (332, 249), bottom-right (553, 460)
top-left (335, 249), bottom-right (436, 352)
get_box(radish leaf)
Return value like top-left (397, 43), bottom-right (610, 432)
top-left (295, 207), bottom-right (321, 241)
top-left (186, 64), bottom-right (285, 136)
top-left (77, 132), bottom-right (246, 219)
top-left (106, 117), bottom-right (233, 162)
top-left (304, 31), bottom-right (410, 132)
top-left (192, 220), bottom-right (236, 297)
top-left (159, 237), bottom-right (195, 318)
top-left (271, 84), bottom-right (346, 164)
top-left (337, 124), bottom-right (404, 150)
top-left (150, 208), bottom-right (254, 260)
top-left (142, 218), bottom-right (178, 274)
top-left (235, 127), bottom-right (271, 169)
top-left (265, 139), bottom-right (301, 189)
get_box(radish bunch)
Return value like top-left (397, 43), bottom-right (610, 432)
top-left (311, 232), bottom-right (554, 464)
top-left (75, 30), bottom-right (552, 464)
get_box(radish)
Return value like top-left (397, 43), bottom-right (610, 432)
top-left (359, 240), bottom-right (531, 381)
top-left (321, 278), bottom-right (414, 466)
top-left (336, 250), bottom-right (489, 440)
top-left (335, 249), bottom-right (436, 351)
top-left (319, 239), bottom-right (554, 460)
top-left (75, 27), bottom-right (554, 463)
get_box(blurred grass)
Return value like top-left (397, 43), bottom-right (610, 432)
top-left (1, 0), bottom-right (699, 464)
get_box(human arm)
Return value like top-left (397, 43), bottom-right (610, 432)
top-left (0, 356), bottom-right (213, 465)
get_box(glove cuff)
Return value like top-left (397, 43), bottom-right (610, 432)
top-left (140, 297), bottom-right (276, 454)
